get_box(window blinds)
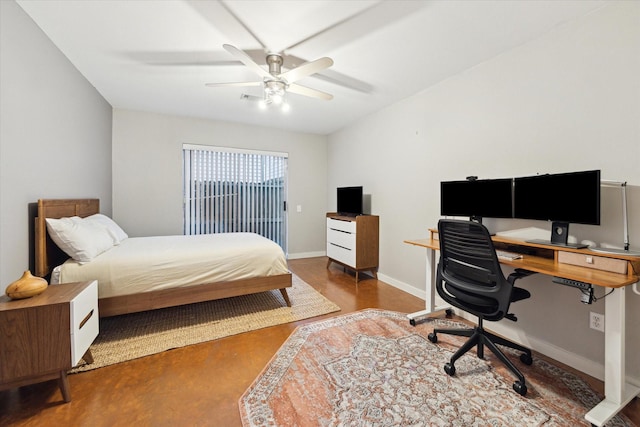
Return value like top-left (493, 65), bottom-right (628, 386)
top-left (183, 144), bottom-right (288, 251)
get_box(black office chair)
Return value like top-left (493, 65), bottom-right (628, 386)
top-left (427, 219), bottom-right (535, 396)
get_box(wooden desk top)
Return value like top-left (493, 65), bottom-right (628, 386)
top-left (405, 232), bottom-right (640, 288)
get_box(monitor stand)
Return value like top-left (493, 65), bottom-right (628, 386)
top-left (525, 221), bottom-right (588, 249)
top-left (525, 239), bottom-right (589, 249)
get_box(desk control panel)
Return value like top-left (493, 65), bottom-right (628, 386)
top-left (552, 277), bottom-right (594, 304)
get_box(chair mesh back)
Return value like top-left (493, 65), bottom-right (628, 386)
top-left (440, 221), bottom-right (498, 285)
top-left (437, 219), bottom-right (511, 320)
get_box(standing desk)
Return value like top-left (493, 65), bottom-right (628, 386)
top-left (405, 229), bottom-right (640, 426)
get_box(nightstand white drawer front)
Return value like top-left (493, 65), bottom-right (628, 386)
top-left (327, 218), bottom-right (356, 233)
top-left (327, 242), bottom-right (356, 267)
top-left (327, 228), bottom-right (355, 249)
top-left (70, 280), bottom-right (99, 365)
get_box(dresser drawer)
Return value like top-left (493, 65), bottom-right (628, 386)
top-left (327, 227), bottom-right (356, 250)
top-left (70, 280), bottom-right (99, 365)
top-left (327, 242), bottom-right (356, 267)
top-left (327, 217), bottom-right (356, 233)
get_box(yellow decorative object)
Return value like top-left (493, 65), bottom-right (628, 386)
top-left (5, 270), bottom-right (48, 300)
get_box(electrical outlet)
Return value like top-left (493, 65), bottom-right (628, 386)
top-left (590, 312), bottom-right (605, 332)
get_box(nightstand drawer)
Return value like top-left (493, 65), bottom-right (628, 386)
top-left (70, 280), bottom-right (99, 365)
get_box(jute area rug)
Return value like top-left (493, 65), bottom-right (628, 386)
top-left (70, 274), bottom-right (340, 373)
top-left (239, 309), bottom-right (633, 427)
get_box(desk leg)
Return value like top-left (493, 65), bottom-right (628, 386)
top-left (408, 248), bottom-right (450, 325)
top-left (585, 285), bottom-right (640, 426)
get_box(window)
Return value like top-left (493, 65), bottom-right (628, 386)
top-left (183, 144), bottom-right (288, 252)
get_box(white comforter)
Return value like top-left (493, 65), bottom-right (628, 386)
top-left (54, 232), bottom-right (289, 299)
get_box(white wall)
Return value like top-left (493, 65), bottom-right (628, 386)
top-left (328, 1), bottom-right (640, 381)
top-left (0, 1), bottom-right (112, 292)
top-left (111, 109), bottom-right (328, 258)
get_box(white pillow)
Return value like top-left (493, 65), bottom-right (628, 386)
top-left (85, 213), bottom-right (128, 244)
top-left (45, 216), bottom-right (116, 263)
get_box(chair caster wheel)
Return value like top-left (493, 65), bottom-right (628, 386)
top-left (444, 363), bottom-right (455, 376)
top-left (520, 353), bottom-right (533, 365)
top-left (513, 381), bottom-right (527, 396)
top-left (445, 309), bottom-right (453, 317)
top-left (409, 318), bottom-right (416, 326)
top-left (428, 332), bottom-right (437, 343)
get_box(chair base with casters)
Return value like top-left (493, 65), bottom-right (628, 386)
top-left (431, 219), bottom-right (538, 396)
top-left (428, 316), bottom-right (533, 396)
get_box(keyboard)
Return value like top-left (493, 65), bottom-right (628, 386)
top-left (496, 250), bottom-right (523, 260)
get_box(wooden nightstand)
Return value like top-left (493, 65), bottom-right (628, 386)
top-left (0, 280), bottom-right (98, 402)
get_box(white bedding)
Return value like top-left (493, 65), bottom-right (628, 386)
top-left (52, 232), bottom-right (289, 299)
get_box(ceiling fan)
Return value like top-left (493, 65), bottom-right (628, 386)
top-left (205, 44), bottom-right (334, 106)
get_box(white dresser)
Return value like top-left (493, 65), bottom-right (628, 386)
top-left (326, 213), bottom-right (379, 282)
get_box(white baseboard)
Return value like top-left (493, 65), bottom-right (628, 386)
top-left (288, 251), bottom-right (325, 260)
top-left (528, 335), bottom-right (604, 380)
top-left (377, 273), bottom-right (426, 300)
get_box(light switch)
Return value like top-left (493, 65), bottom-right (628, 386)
top-left (296, 205), bottom-right (302, 212)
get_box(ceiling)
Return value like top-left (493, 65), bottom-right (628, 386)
top-left (16, 0), bottom-right (606, 135)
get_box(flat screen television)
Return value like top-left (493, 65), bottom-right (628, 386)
top-left (513, 169), bottom-right (600, 247)
top-left (337, 186), bottom-right (363, 216)
top-left (440, 178), bottom-right (513, 221)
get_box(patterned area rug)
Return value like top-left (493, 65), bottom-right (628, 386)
top-left (239, 309), bottom-right (633, 427)
top-left (70, 274), bottom-right (340, 373)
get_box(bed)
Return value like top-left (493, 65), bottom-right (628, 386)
top-left (34, 199), bottom-right (292, 317)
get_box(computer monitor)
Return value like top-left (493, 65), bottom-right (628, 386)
top-left (513, 170), bottom-right (600, 247)
top-left (440, 178), bottom-right (513, 222)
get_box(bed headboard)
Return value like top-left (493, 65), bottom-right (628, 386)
top-left (35, 198), bottom-right (100, 278)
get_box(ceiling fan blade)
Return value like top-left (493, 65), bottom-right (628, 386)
top-left (311, 68), bottom-right (374, 94)
top-left (284, 1), bottom-right (428, 54)
top-left (281, 53), bottom-right (373, 93)
top-left (205, 81), bottom-right (262, 88)
top-left (125, 51), bottom-right (240, 67)
top-left (223, 44), bottom-right (271, 79)
top-left (288, 83), bottom-right (333, 101)
top-left (216, 1), bottom-right (268, 50)
top-left (283, 2), bottom-right (381, 52)
top-left (186, 0), bottom-right (262, 49)
top-left (279, 57), bottom-right (333, 84)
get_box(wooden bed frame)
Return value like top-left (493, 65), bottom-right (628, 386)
top-left (35, 199), bottom-right (292, 317)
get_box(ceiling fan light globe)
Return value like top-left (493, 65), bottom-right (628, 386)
top-left (270, 93), bottom-right (284, 105)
